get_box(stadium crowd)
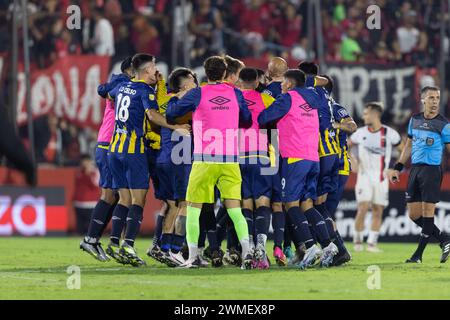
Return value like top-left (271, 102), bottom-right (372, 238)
top-left (0, 0), bottom-right (448, 168)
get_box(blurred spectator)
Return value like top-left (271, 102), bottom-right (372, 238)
top-left (340, 23), bottom-right (362, 62)
top-left (91, 6), bottom-right (115, 56)
top-left (73, 154), bottom-right (100, 235)
top-left (393, 10), bottom-right (428, 63)
top-left (189, 0), bottom-right (223, 64)
top-left (131, 15), bottom-right (161, 56)
top-left (275, 3), bottom-right (302, 48)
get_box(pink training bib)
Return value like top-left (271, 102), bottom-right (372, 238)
top-left (97, 99), bottom-right (115, 144)
top-left (239, 90), bottom-right (268, 154)
top-left (193, 84), bottom-right (240, 158)
top-left (277, 90), bottom-right (319, 161)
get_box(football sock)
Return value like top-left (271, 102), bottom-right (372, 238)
top-left (367, 231), bottom-right (380, 246)
top-left (227, 207), bottom-right (250, 256)
top-left (271, 210), bottom-right (285, 249)
top-left (110, 204), bottom-right (129, 246)
top-left (186, 206), bottom-right (201, 251)
top-left (412, 217), bottom-right (434, 259)
top-left (255, 206), bottom-right (271, 249)
top-left (315, 204), bottom-right (338, 241)
top-left (85, 200), bottom-right (112, 242)
top-left (124, 205), bottom-right (144, 247)
top-left (286, 207), bottom-right (315, 249)
top-left (412, 217), bottom-right (449, 245)
top-left (152, 214), bottom-right (165, 247)
top-left (304, 207), bottom-right (331, 248)
top-left (242, 208), bottom-right (254, 248)
top-left (160, 233), bottom-right (172, 252)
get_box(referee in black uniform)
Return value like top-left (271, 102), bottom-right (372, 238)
top-left (389, 86), bottom-right (450, 263)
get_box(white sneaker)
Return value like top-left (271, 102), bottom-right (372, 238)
top-left (198, 254), bottom-right (209, 267)
top-left (177, 258), bottom-right (200, 269)
top-left (320, 242), bottom-right (339, 267)
top-left (354, 243), bottom-right (364, 252)
top-left (297, 244), bottom-right (322, 270)
top-left (169, 251), bottom-right (186, 265)
top-left (366, 244), bottom-right (383, 253)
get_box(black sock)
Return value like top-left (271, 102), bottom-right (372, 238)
top-left (271, 210), bottom-right (284, 249)
top-left (203, 204), bottom-right (219, 251)
top-left (309, 223), bottom-right (317, 242)
top-left (412, 217), bottom-right (434, 259)
top-left (153, 214), bottom-right (164, 247)
top-left (242, 208), bottom-right (254, 241)
top-left (110, 204), bottom-right (129, 245)
top-left (171, 234), bottom-right (184, 253)
top-left (99, 202), bottom-right (116, 237)
top-left (85, 200), bottom-right (112, 242)
top-left (226, 217), bottom-right (239, 250)
top-left (216, 213), bottom-right (228, 248)
top-left (412, 217), bottom-right (448, 245)
top-left (255, 206), bottom-right (271, 242)
top-left (334, 230), bottom-right (348, 254)
top-left (124, 205), bottom-right (144, 247)
top-left (284, 215), bottom-right (293, 249)
top-left (315, 204), bottom-right (337, 241)
top-left (286, 207), bottom-right (315, 249)
top-left (304, 207), bottom-right (331, 247)
top-left (160, 233), bottom-right (172, 252)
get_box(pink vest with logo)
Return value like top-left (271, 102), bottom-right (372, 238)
top-left (277, 90), bottom-right (319, 161)
top-left (239, 90), bottom-right (268, 154)
top-left (193, 84), bottom-right (240, 159)
top-left (97, 99), bottom-right (115, 144)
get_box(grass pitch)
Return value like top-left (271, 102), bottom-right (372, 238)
top-left (0, 237), bottom-right (449, 300)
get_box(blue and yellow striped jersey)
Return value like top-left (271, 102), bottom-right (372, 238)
top-left (332, 103), bottom-right (351, 175)
top-left (108, 79), bottom-right (158, 154)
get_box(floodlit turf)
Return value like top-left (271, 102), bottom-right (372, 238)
top-left (0, 237), bottom-right (449, 300)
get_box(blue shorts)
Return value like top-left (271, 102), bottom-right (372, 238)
top-left (281, 158), bottom-right (319, 202)
top-left (240, 159), bottom-right (272, 200)
top-left (95, 143), bottom-right (113, 189)
top-left (317, 154), bottom-right (340, 197)
top-left (174, 163), bottom-right (192, 201)
top-left (271, 173), bottom-right (282, 203)
top-left (109, 152), bottom-right (149, 190)
top-left (155, 162), bottom-right (176, 201)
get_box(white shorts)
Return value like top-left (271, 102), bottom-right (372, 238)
top-left (355, 173), bottom-right (389, 207)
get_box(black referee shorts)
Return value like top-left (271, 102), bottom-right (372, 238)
top-left (406, 165), bottom-right (442, 204)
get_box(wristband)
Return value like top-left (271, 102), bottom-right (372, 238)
top-left (393, 162), bottom-right (404, 172)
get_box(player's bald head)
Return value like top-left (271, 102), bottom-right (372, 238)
top-left (268, 57), bottom-right (288, 78)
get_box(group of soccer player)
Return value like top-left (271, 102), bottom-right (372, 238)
top-left (78, 52), bottom-right (362, 270)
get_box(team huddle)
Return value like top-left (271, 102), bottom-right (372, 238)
top-left (79, 52), bottom-right (450, 270)
top-left (79, 53), bottom-right (356, 270)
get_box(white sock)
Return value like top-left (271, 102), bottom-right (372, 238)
top-left (354, 231), bottom-right (364, 244)
top-left (188, 244), bottom-right (198, 261)
top-left (240, 237), bottom-right (250, 258)
top-left (257, 234), bottom-right (267, 251)
top-left (249, 235), bottom-right (255, 251)
top-left (367, 231), bottom-right (379, 246)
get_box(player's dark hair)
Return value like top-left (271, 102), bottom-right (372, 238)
top-left (297, 61), bottom-right (319, 75)
top-left (204, 56), bottom-right (227, 81)
top-left (168, 68), bottom-right (197, 93)
top-left (321, 74), bottom-right (333, 94)
top-left (131, 53), bottom-right (155, 72)
top-left (365, 102), bottom-right (384, 115)
top-left (120, 56), bottom-right (133, 73)
top-left (239, 68), bottom-right (258, 83)
top-left (421, 86), bottom-right (440, 97)
top-left (284, 69), bottom-right (306, 88)
top-left (256, 68), bottom-right (265, 78)
top-left (224, 55), bottom-right (244, 78)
